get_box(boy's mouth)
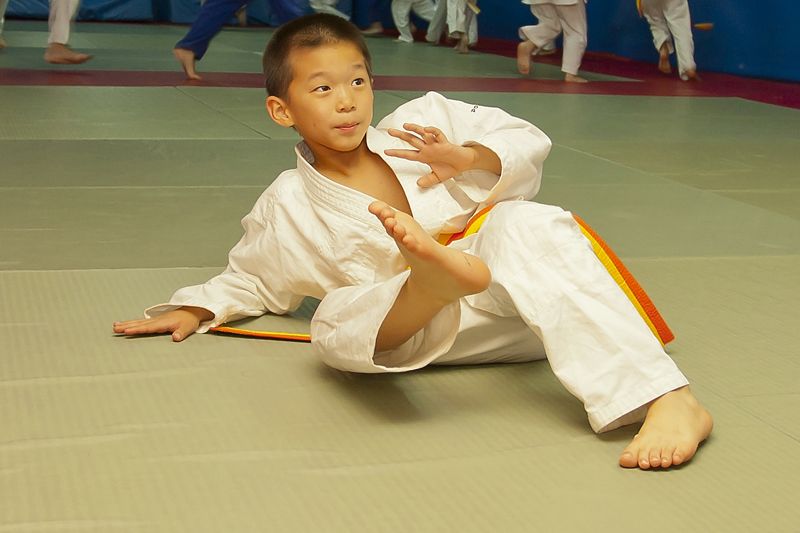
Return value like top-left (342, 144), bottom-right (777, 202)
top-left (335, 122), bottom-right (359, 132)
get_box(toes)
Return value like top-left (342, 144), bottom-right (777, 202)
top-left (619, 451), bottom-right (638, 468)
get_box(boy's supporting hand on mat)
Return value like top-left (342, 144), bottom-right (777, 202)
top-left (113, 306), bottom-right (214, 342)
top-left (384, 123), bottom-right (501, 188)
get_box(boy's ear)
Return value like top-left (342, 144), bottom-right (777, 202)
top-left (266, 96), bottom-right (294, 128)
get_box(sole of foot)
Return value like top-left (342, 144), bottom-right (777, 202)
top-left (516, 40), bottom-right (535, 75)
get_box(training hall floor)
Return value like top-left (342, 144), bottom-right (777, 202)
top-left (1, 20), bottom-right (798, 533)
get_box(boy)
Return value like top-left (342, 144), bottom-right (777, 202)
top-left (114, 14), bottom-right (712, 470)
top-left (517, 0), bottom-right (587, 83)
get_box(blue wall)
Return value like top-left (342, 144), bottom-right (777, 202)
top-left (6, 0), bottom-right (797, 82)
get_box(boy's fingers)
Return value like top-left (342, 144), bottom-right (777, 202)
top-left (388, 128), bottom-right (424, 148)
top-left (384, 148), bottom-right (422, 161)
top-left (417, 172), bottom-right (442, 188)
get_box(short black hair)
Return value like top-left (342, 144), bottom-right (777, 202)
top-left (263, 13), bottom-right (373, 99)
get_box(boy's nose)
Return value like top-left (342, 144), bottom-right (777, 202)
top-left (337, 89), bottom-right (356, 112)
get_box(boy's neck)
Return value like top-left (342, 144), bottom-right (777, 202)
top-left (310, 137), bottom-right (375, 182)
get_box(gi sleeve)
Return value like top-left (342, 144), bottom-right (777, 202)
top-left (310, 270), bottom-right (461, 373)
top-left (144, 192), bottom-right (304, 333)
top-left (377, 91), bottom-right (552, 207)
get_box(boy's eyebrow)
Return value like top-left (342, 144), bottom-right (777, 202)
top-left (305, 62), bottom-right (368, 81)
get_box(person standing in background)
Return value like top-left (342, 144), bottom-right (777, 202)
top-left (639, 0), bottom-right (697, 80)
top-left (517, 0), bottom-right (587, 82)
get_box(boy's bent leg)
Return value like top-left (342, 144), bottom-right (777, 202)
top-left (369, 201), bottom-right (490, 352)
top-left (310, 202), bottom-right (490, 373)
top-left (471, 202), bottom-right (711, 468)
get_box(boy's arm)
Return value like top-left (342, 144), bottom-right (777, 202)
top-left (115, 190), bottom-right (304, 340)
top-left (378, 91), bottom-right (552, 206)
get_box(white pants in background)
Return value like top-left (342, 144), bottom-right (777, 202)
top-left (426, 0), bottom-right (478, 45)
top-left (48, 0), bottom-right (81, 45)
top-left (519, 2), bottom-right (587, 75)
top-left (641, 0), bottom-right (695, 79)
top-left (309, 0), bottom-right (350, 20)
top-left (391, 0), bottom-right (435, 42)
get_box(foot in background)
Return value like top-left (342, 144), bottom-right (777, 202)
top-left (173, 47), bottom-right (201, 80)
top-left (454, 31), bottom-right (469, 54)
top-left (564, 72), bottom-right (587, 83)
top-left (361, 21), bottom-right (384, 36)
top-left (516, 39), bottom-right (535, 75)
top-left (681, 68), bottom-right (698, 81)
top-left (658, 42), bottom-right (672, 73)
top-left (44, 43), bottom-right (92, 64)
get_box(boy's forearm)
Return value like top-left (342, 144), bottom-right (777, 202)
top-left (464, 142), bottom-right (502, 175)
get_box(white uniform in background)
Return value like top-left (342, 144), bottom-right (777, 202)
top-left (641, 0), bottom-right (695, 80)
top-left (519, 0), bottom-right (587, 76)
top-left (391, 0), bottom-right (436, 42)
top-left (0, 0), bottom-right (9, 40)
top-left (146, 92), bottom-right (688, 433)
top-left (48, 0), bottom-right (81, 45)
top-left (309, 0), bottom-right (350, 20)
top-left (426, 0), bottom-right (478, 46)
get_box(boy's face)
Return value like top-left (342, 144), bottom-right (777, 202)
top-left (267, 41), bottom-right (373, 157)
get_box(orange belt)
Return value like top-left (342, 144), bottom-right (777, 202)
top-left (212, 207), bottom-right (674, 346)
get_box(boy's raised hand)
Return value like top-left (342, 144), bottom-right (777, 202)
top-left (113, 306), bottom-right (213, 342)
top-left (385, 123), bottom-right (480, 188)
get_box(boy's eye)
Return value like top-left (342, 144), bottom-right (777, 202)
top-left (352, 78), bottom-right (365, 86)
top-left (313, 85), bottom-right (331, 93)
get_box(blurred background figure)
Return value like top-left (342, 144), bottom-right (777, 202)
top-left (639, 0), bottom-right (697, 80)
top-left (45, 0), bottom-right (92, 64)
top-left (391, 0), bottom-right (434, 42)
top-left (425, 0), bottom-right (478, 53)
top-left (517, 0), bottom-right (587, 82)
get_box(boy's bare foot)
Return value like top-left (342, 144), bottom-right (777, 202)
top-left (173, 47), bottom-right (201, 80)
top-left (516, 40), bottom-right (535, 75)
top-left (454, 32), bottom-right (469, 54)
top-left (619, 386), bottom-right (713, 469)
top-left (369, 201), bottom-right (491, 303)
top-left (658, 43), bottom-right (672, 73)
top-left (564, 73), bottom-right (588, 83)
top-left (44, 43), bottom-right (92, 64)
top-left (0, 36), bottom-right (7, 49)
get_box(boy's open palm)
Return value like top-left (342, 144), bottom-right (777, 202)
top-left (385, 123), bottom-right (477, 188)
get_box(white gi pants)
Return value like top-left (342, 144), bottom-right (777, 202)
top-left (391, 0), bottom-right (435, 42)
top-left (0, 0), bottom-right (9, 37)
top-left (426, 0), bottom-right (479, 45)
top-left (309, 0), bottom-right (350, 20)
top-left (518, 3), bottom-right (587, 75)
top-left (311, 202), bottom-right (689, 433)
top-left (641, 0), bottom-right (696, 79)
top-left (48, 0), bottom-right (80, 45)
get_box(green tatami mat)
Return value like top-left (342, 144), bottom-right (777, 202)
top-left (0, 20), bottom-right (629, 81)
top-left (1, 268), bottom-right (799, 532)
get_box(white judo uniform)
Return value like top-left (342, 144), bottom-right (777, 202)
top-left (146, 92), bottom-right (688, 433)
top-left (48, 0), bottom-right (82, 45)
top-left (425, 0), bottom-right (478, 46)
top-left (640, 0), bottom-right (696, 80)
top-left (519, 0), bottom-right (587, 76)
